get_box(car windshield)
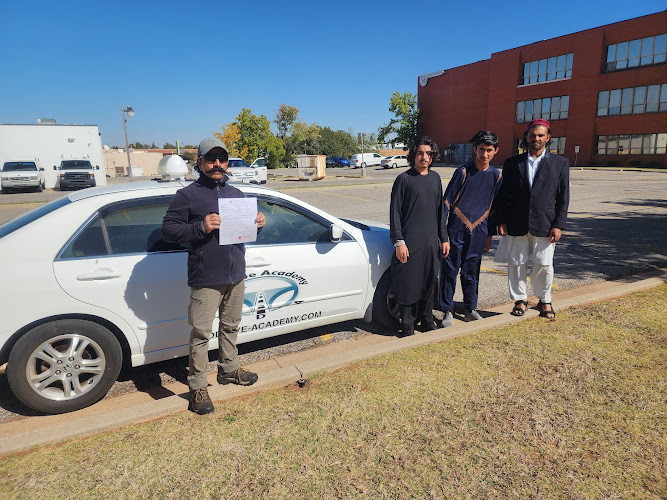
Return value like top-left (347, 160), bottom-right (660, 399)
top-left (60, 161), bottom-right (93, 169)
top-left (0, 196), bottom-right (71, 238)
top-left (3, 162), bottom-right (37, 172)
top-left (228, 160), bottom-right (250, 168)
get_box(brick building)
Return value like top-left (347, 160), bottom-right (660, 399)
top-left (418, 11), bottom-right (667, 167)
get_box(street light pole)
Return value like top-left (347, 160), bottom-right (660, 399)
top-left (121, 105), bottom-right (134, 178)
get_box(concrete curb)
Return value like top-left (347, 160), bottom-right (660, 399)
top-left (1, 272), bottom-right (664, 456)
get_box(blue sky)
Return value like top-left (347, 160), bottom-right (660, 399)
top-left (1, 1), bottom-right (664, 148)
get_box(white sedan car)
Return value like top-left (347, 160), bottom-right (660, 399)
top-left (227, 157), bottom-right (268, 184)
top-left (0, 181), bottom-right (398, 414)
top-left (380, 155), bottom-right (409, 169)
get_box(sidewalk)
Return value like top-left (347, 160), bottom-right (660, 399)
top-left (1, 269), bottom-right (664, 456)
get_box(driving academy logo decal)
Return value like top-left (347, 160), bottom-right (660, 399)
top-left (243, 270), bottom-right (307, 319)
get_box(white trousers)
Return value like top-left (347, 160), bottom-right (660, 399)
top-left (506, 233), bottom-right (555, 303)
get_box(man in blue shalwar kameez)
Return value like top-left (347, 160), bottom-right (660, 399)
top-left (439, 131), bottom-right (502, 327)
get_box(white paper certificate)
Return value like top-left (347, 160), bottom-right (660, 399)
top-left (217, 197), bottom-right (258, 245)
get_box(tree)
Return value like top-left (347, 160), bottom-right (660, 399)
top-left (215, 123), bottom-right (246, 159)
top-left (318, 127), bottom-right (357, 158)
top-left (356, 132), bottom-right (380, 152)
top-left (233, 108), bottom-right (285, 169)
top-left (377, 91), bottom-right (420, 150)
top-left (163, 142), bottom-right (176, 149)
top-left (274, 104), bottom-right (299, 140)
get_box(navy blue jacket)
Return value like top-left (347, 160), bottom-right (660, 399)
top-left (162, 174), bottom-right (246, 287)
top-left (497, 151), bottom-right (569, 237)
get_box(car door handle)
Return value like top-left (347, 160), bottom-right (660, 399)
top-left (76, 269), bottom-right (122, 281)
top-left (246, 258), bottom-right (271, 268)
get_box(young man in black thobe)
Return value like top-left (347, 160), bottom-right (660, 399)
top-left (389, 137), bottom-right (447, 337)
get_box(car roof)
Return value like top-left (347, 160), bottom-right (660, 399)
top-left (65, 178), bottom-right (273, 203)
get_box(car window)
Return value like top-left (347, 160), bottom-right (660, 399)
top-left (374, 154), bottom-right (381, 158)
top-left (249, 198), bottom-right (337, 245)
top-left (229, 160), bottom-right (250, 168)
top-left (59, 200), bottom-right (187, 258)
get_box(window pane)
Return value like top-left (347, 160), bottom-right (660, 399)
top-left (254, 200), bottom-right (329, 245)
top-left (530, 61), bottom-right (538, 76)
top-left (607, 136), bottom-right (618, 153)
top-left (598, 91), bottom-right (609, 115)
top-left (516, 101), bottom-right (525, 122)
top-left (660, 84), bottom-right (667, 112)
top-left (630, 135), bottom-right (642, 154)
top-left (597, 136), bottom-right (607, 154)
top-left (654, 34), bottom-right (667, 62)
top-left (104, 204), bottom-right (177, 254)
top-left (525, 100), bottom-right (533, 117)
top-left (533, 100), bottom-right (541, 119)
top-left (560, 95), bottom-right (569, 114)
top-left (643, 134), bottom-right (656, 154)
top-left (60, 216), bottom-right (107, 258)
top-left (538, 59), bottom-right (547, 82)
top-left (542, 97), bottom-right (551, 115)
top-left (523, 63), bottom-right (530, 84)
top-left (547, 57), bottom-right (556, 78)
top-left (633, 86), bottom-right (646, 113)
top-left (606, 44), bottom-right (616, 62)
top-left (616, 42), bottom-right (628, 60)
top-left (618, 135), bottom-right (630, 154)
top-left (641, 37), bottom-right (654, 56)
top-left (628, 39), bottom-right (641, 67)
top-left (556, 54), bottom-right (566, 78)
top-left (620, 88), bottom-right (633, 114)
top-left (565, 53), bottom-right (573, 77)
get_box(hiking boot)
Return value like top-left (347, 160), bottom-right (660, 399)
top-left (441, 311), bottom-right (453, 328)
top-left (188, 387), bottom-right (214, 415)
top-left (217, 367), bottom-right (258, 386)
top-left (465, 309), bottom-right (483, 321)
top-left (397, 326), bottom-right (415, 338)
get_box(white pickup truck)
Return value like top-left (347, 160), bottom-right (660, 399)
top-left (226, 157), bottom-right (268, 184)
top-left (55, 160), bottom-right (100, 190)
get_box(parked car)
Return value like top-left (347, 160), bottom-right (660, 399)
top-left (381, 155), bottom-right (409, 169)
top-left (227, 157), bottom-right (267, 184)
top-left (326, 156), bottom-right (350, 168)
top-left (55, 160), bottom-right (99, 190)
top-left (1, 161), bottom-right (45, 193)
top-left (350, 153), bottom-right (384, 168)
top-left (0, 180), bottom-right (398, 414)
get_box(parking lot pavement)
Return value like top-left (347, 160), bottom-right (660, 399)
top-left (1, 168), bottom-right (665, 428)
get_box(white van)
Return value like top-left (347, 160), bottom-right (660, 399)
top-left (1, 160), bottom-right (45, 193)
top-left (350, 153), bottom-right (384, 168)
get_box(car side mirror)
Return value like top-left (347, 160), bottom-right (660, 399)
top-left (53, 166), bottom-right (57, 170)
top-left (39, 167), bottom-right (44, 171)
top-left (330, 224), bottom-right (343, 243)
top-left (96, 165), bottom-right (99, 170)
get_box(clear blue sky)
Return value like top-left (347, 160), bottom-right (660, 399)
top-left (1, 1), bottom-right (664, 148)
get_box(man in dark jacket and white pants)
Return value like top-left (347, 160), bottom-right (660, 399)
top-left (162, 137), bottom-right (265, 415)
top-left (497, 119), bottom-right (569, 320)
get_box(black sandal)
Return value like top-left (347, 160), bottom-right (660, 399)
top-left (511, 300), bottom-right (528, 316)
top-left (538, 301), bottom-right (556, 320)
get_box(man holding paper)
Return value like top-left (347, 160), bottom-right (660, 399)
top-left (162, 137), bottom-right (266, 415)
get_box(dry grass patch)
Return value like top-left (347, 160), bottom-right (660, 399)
top-left (1, 286), bottom-right (666, 499)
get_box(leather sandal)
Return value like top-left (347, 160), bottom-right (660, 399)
top-left (538, 301), bottom-right (556, 320)
top-left (510, 300), bottom-right (528, 316)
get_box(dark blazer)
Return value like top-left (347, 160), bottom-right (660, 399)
top-left (497, 151), bottom-right (570, 237)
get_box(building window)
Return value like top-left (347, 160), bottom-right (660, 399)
top-left (605, 34), bottom-right (667, 71)
top-left (596, 134), bottom-right (667, 155)
top-left (521, 53), bottom-right (573, 85)
top-left (597, 84), bottom-right (667, 116)
top-left (516, 95), bottom-right (569, 123)
top-left (517, 137), bottom-right (566, 155)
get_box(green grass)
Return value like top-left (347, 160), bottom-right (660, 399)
top-left (1, 286), bottom-right (665, 499)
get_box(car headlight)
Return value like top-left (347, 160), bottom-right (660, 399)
top-left (30, 176), bottom-right (38, 180)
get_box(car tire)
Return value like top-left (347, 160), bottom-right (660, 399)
top-left (7, 319), bottom-right (122, 414)
top-left (372, 270), bottom-right (400, 330)
top-left (36, 184), bottom-right (43, 192)
top-left (392, 163), bottom-right (397, 169)
top-left (361, 162), bottom-right (367, 168)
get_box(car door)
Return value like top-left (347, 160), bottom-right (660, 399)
top-left (239, 195), bottom-right (369, 341)
top-left (52, 196), bottom-right (191, 355)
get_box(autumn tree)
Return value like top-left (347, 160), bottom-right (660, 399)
top-left (233, 108), bottom-right (284, 168)
top-left (215, 123), bottom-right (246, 159)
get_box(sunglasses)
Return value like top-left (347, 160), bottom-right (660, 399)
top-left (203, 153), bottom-right (228, 163)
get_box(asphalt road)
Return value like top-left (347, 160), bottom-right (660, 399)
top-left (1, 166), bottom-right (665, 421)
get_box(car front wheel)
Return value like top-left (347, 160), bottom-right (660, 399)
top-left (372, 270), bottom-right (400, 330)
top-left (7, 319), bottom-right (122, 414)
top-left (392, 163), bottom-right (397, 168)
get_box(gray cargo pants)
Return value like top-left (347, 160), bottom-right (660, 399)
top-left (187, 280), bottom-right (244, 390)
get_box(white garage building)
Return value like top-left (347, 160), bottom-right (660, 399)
top-left (0, 122), bottom-right (106, 189)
